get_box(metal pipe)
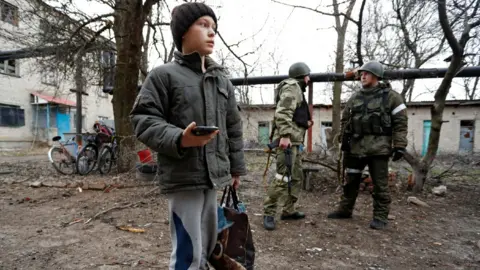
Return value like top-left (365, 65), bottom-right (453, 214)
top-left (229, 66), bottom-right (480, 86)
top-left (0, 45), bottom-right (77, 62)
top-left (307, 82), bottom-right (313, 153)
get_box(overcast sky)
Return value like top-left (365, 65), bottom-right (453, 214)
top-left (66, 0), bottom-right (474, 104)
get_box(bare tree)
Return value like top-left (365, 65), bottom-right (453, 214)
top-left (392, 0), bottom-right (447, 101)
top-left (403, 0), bottom-right (480, 193)
top-left (0, 0), bottom-right (115, 90)
top-left (345, 0), bottom-right (448, 102)
top-left (215, 16), bottom-right (271, 105)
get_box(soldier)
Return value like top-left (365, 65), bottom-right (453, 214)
top-left (263, 62), bottom-right (314, 231)
top-left (327, 60), bottom-right (408, 230)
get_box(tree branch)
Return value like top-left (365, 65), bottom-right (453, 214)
top-left (143, 0), bottom-right (161, 10)
top-left (217, 31), bottom-right (249, 78)
top-left (271, 0), bottom-right (359, 25)
top-left (355, 0), bottom-right (366, 66)
top-left (393, 0), bottom-right (420, 61)
top-left (438, 0), bottom-right (462, 55)
top-left (67, 13), bottom-right (114, 46)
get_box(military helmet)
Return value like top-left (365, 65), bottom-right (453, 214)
top-left (288, 62), bottom-right (311, 78)
top-left (358, 60), bottom-right (384, 78)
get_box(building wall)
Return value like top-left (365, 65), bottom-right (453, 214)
top-left (0, 0), bottom-right (114, 150)
top-left (406, 105), bottom-right (480, 153)
top-left (240, 105), bottom-right (480, 153)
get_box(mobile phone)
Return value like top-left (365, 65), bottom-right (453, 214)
top-left (191, 126), bottom-right (219, 136)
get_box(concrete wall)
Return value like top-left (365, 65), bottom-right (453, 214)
top-left (0, 0), bottom-right (114, 150)
top-left (407, 105), bottom-right (480, 153)
top-left (240, 104), bottom-right (480, 153)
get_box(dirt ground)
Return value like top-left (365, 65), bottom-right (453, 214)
top-left (0, 150), bottom-right (479, 270)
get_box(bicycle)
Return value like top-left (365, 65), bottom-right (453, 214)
top-left (97, 133), bottom-right (119, 174)
top-left (48, 136), bottom-right (77, 175)
top-left (75, 133), bottom-right (100, 176)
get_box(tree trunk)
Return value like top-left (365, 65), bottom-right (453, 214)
top-left (330, 0), bottom-right (356, 152)
top-left (140, 11), bottom-right (152, 83)
top-left (401, 78), bottom-right (415, 102)
top-left (404, 53), bottom-right (465, 192)
top-left (75, 52), bottom-right (84, 146)
top-left (330, 52), bottom-right (344, 151)
top-left (112, 0), bottom-right (146, 172)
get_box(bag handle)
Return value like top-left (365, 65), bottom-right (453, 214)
top-left (220, 185), bottom-right (239, 211)
top-left (229, 186), bottom-right (240, 211)
top-left (220, 186), bottom-right (228, 206)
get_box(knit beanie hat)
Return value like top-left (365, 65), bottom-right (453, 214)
top-left (170, 2), bottom-right (218, 51)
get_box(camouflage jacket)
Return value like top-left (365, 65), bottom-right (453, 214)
top-left (272, 78), bottom-right (308, 145)
top-left (340, 83), bottom-right (408, 157)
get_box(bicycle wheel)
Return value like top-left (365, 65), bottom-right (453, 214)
top-left (48, 146), bottom-right (75, 175)
top-left (97, 145), bottom-right (113, 174)
top-left (76, 144), bottom-right (98, 176)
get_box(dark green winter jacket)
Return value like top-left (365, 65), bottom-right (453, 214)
top-left (130, 51), bottom-right (247, 194)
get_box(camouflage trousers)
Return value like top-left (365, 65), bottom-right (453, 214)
top-left (263, 146), bottom-right (304, 216)
top-left (338, 155), bottom-right (391, 222)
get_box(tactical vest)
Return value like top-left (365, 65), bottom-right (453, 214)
top-left (349, 87), bottom-right (392, 139)
top-left (270, 80), bottom-right (311, 140)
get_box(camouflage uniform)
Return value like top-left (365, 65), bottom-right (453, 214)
top-left (329, 61), bottom-right (408, 229)
top-left (263, 78), bottom-right (308, 218)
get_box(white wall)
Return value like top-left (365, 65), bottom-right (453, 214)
top-left (0, 0), bottom-right (114, 150)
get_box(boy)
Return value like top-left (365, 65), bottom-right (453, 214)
top-left (130, 2), bottom-right (247, 269)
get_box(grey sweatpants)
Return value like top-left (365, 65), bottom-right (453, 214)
top-left (167, 188), bottom-right (218, 270)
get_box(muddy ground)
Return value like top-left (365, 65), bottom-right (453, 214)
top-left (0, 150), bottom-right (479, 270)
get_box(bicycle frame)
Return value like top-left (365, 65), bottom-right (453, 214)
top-left (49, 136), bottom-right (77, 162)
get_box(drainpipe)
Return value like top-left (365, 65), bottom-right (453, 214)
top-left (46, 103), bottom-right (50, 144)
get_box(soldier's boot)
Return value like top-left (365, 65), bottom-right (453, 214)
top-left (327, 211), bottom-right (352, 219)
top-left (280, 211), bottom-right (305, 220)
top-left (328, 172), bottom-right (362, 219)
top-left (263, 216), bottom-right (275, 230)
top-left (369, 219), bottom-right (387, 230)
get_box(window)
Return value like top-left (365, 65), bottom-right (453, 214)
top-left (73, 113), bottom-right (86, 129)
top-left (0, 1), bottom-right (19, 26)
top-left (101, 51), bottom-right (116, 93)
top-left (0, 104), bottom-right (25, 127)
top-left (321, 121), bottom-right (333, 127)
top-left (0, 59), bottom-right (19, 76)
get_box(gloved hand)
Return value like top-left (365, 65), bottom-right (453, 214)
top-left (391, 147), bottom-right (405, 161)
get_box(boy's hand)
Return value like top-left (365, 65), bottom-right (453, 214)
top-left (180, 122), bottom-right (219, 148)
top-left (232, 176), bottom-right (240, 189)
